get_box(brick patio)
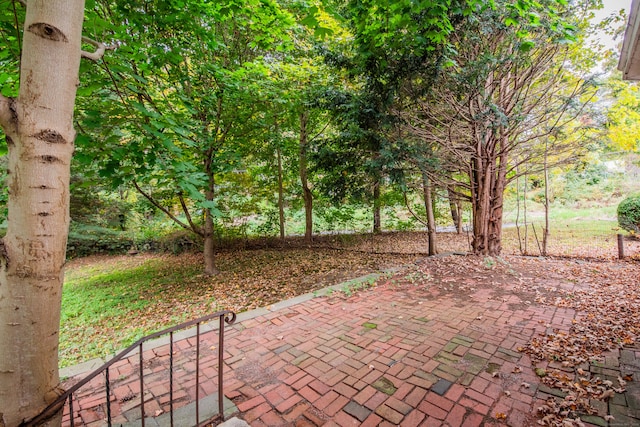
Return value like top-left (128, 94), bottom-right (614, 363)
top-left (60, 259), bottom-right (640, 426)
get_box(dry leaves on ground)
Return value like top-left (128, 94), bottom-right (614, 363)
top-left (515, 259), bottom-right (640, 426)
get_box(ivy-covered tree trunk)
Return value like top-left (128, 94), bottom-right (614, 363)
top-left (0, 1), bottom-right (85, 425)
top-left (298, 112), bottom-right (313, 242)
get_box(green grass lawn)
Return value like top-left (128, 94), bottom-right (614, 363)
top-left (59, 255), bottom-right (210, 367)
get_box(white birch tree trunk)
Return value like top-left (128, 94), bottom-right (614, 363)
top-left (0, 1), bottom-right (85, 425)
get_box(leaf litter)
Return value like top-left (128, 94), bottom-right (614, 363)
top-left (61, 231), bottom-right (640, 427)
top-left (513, 258), bottom-right (640, 426)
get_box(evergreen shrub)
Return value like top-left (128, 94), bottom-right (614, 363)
top-left (618, 195), bottom-right (640, 234)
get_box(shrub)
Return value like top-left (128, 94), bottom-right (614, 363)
top-left (66, 223), bottom-right (203, 258)
top-left (156, 230), bottom-right (201, 254)
top-left (67, 224), bottom-right (134, 258)
top-left (617, 195), bottom-right (640, 234)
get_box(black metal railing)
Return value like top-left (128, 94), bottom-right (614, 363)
top-left (22, 309), bottom-right (236, 427)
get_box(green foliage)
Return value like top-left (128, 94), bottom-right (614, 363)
top-left (382, 207), bottom-right (419, 231)
top-left (253, 206), bottom-right (281, 237)
top-left (67, 224), bottom-right (134, 258)
top-left (0, 0), bottom-right (23, 98)
top-left (316, 205), bottom-right (360, 231)
top-left (567, 163), bottom-right (608, 186)
top-left (74, 0), bottom-right (298, 250)
top-left (543, 160), bottom-right (624, 207)
top-left (617, 195), bottom-right (640, 234)
top-left (70, 180), bottom-right (131, 229)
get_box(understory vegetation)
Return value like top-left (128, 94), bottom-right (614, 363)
top-left (14, 155), bottom-right (633, 260)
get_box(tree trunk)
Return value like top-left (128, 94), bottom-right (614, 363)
top-left (203, 172), bottom-right (218, 276)
top-left (470, 149), bottom-right (492, 254)
top-left (470, 138), bottom-right (507, 256)
top-left (446, 186), bottom-right (462, 234)
top-left (523, 171), bottom-right (528, 254)
top-left (0, 1), bottom-right (85, 425)
top-left (203, 212), bottom-right (218, 276)
top-left (488, 151), bottom-right (507, 255)
top-left (542, 139), bottom-right (550, 256)
top-left (276, 146), bottom-right (285, 241)
top-left (372, 178), bottom-right (381, 234)
top-left (422, 172), bottom-right (437, 255)
top-left (298, 112), bottom-right (313, 242)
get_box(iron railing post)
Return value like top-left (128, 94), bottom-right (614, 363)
top-left (218, 313), bottom-right (226, 420)
top-left (105, 367), bottom-right (112, 427)
top-left (21, 309), bottom-right (236, 427)
top-left (139, 343), bottom-right (145, 427)
top-left (68, 395), bottom-right (74, 427)
top-left (196, 322), bottom-right (201, 426)
top-left (170, 330), bottom-right (174, 427)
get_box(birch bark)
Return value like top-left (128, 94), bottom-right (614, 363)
top-left (0, 1), bottom-right (85, 425)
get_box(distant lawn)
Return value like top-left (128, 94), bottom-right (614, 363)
top-left (500, 204), bottom-right (625, 257)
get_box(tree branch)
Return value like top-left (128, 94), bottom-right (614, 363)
top-left (132, 181), bottom-right (203, 236)
top-left (178, 193), bottom-right (202, 235)
top-left (81, 36), bottom-right (111, 61)
top-left (403, 192), bottom-right (429, 228)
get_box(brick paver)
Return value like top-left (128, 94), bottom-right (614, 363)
top-left (58, 258), bottom-right (640, 426)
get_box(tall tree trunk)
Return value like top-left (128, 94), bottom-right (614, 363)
top-left (298, 112), bottom-right (313, 242)
top-left (422, 172), bottom-right (437, 255)
top-left (470, 137), bottom-right (507, 256)
top-left (372, 177), bottom-right (381, 234)
top-left (276, 146), bottom-right (285, 241)
top-left (542, 139), bottom-right (550, 256)
top-left (523, 170), bottom-right (528, 254)
top-left (446, 186), bottom-right (462, 234)
top-left (203, 210), bottom-right (217, 276)
top-left (487, 150), bottom-right (507, 255)
top-left (0, 1), bottom-right (85, 425)
top-left (203, 168), bottom-right (218, 276)
top-left (471, 147), bottom-right (492, 254)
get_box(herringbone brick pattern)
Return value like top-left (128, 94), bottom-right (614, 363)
top-left (62, 261), bottom-right (640, 426)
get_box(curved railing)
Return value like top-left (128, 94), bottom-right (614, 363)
top-left (22, 309), bottom-right (237, 427)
